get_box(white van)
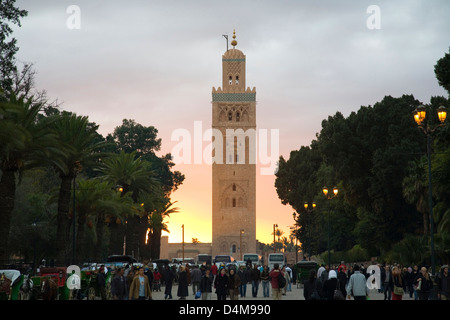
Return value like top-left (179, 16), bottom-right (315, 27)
top-left (268, 253), bottom-right (285, 270)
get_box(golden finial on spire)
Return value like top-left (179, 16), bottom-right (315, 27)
top-left (231, 29), bottom-right (237, 48)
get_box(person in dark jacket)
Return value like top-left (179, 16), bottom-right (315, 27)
top-left (414, 266), bottom-right (433, 300)
top-left (228, 268), bottom-right (241, 300)
top-left (260, 265), bottom-right (270, 297)
top-left (111, 267), bottom-right (127, 300)
top-left (303, 269), bottom-right (320, 300)
top-left (163, 265), bottom-right (175, 300)
top-left (337, 267), bottom-right (348, 297)
top-left (322, 270), bottom-right (344, 300)
top-left (177, 265), bottom-right (189, 300)
top-left (238, 265), bottom-right (250, 298)
top-left (214, 267), bottom-right (229, 300)
top-left (200, 268), bottom-right (214, 300)
top-left (97, 265), bottom-right (107, 300)
top-left (250, 264), bottom-right (260, 297)
top-left (437, 265), bottom-right (450, 300)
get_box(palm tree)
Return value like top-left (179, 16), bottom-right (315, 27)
top-left (49, 113), bottom-right (107, 265)
top-left (74, 178), bottom-right (135, 262)
top-left (146, 200), bottom-right (179, 260)
top-left (402, 157), bottom-right (429, 235)
top-left (0, 94), bottom-right (63, 262)
top-left (98, 151), bottom-right (162, 258)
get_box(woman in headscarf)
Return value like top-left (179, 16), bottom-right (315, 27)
top-left (323, 269), bottom-right (344, 300)
top-left (214, 267), bottom-right (229, 300)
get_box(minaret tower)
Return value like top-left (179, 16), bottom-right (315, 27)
top-left (211, 31), bottom-right (257, 258)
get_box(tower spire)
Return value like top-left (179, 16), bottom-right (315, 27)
top-left (231, 29), bottom-right (237, 48)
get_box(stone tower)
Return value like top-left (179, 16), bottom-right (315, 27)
top-left (211, 31), bottom-right (256, 258)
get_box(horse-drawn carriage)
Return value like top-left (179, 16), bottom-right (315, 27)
top-left (29, 267), bottom-right (69, 300)
top-left (0, 270), bottom-right (22, 300)
top-left (294, 260), bottom-right (318, 288)
top-left (70, 268), bottom-right (112, 300)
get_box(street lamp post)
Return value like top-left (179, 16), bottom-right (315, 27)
top-left (291, 214), bottom-right (298, 263)
top-left (182, 224), bottom-right (185, 262)
top-left (240, 229), bottom-right (245, 260)
top-left (303, 202), bottom-right (316, 261)
top-left (273, 224), bottom-right (278, 253)
top-left (322, 186), bottom-right (338, 267)
top-left (413, 104), bottom-right (447, 275)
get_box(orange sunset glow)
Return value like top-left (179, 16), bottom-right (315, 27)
top-left (160, 161), bottom-right (296, 245)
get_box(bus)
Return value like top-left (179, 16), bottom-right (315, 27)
top-left (268, 253), bottom-right (285, 270)
top-left (194, 254), bottom-right (212, 266)
top-left (213, 255), bottom-right (234, 266)
top-left (242, 253), bottom-right (261, 266)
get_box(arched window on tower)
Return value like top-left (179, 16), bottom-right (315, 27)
top-left (232, 184), bottom-right (236, 191)
top-left (236, 112), bottom-right (240, 122)
top-left (232, 198), bottom-right (236, 207)
top-left (229, 76), bottom-right (233, 85)
top-left (228, 111), bottom-right (233, 121)
top-left (232, 244), bottom-right (236, 253)
top-left (235, 76), bottom-right (239, 85)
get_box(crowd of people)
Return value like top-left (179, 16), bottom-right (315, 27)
top-left (108, 259), bottom-right (295, 300)
top-left (303, 262), bottom-right (450, 300)
top-left (106, 260), bottom-right (449, 301)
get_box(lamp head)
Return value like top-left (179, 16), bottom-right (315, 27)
top-left (437, 106), bottom-right (447, 124)
top-left (333, 187), bottom-right (339, 196)
top-left (414, 105), bottom-right (426, 125)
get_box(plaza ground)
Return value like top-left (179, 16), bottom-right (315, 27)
top-left (148, 283), bottom-right (415, 301)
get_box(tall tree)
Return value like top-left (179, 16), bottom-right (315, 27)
top-left (49, 113), bottom-right (107, 265)
top-left (0, 95), bottom-right (61, 262)
top-left (0, 0), bottom-right (28, 93)
top-left (99, 150), bottom-right (162, 258)
top-left (434, 48), bottom-right (450, 96)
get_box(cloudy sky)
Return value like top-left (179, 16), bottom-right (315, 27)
top-left (12, 0), bottom-right (450, 245)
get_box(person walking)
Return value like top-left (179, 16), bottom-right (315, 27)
top-left (260, 265), bottom-right (270, 298)
top-left (111, 267), bottom-right (127, 300)
top-left (414, 266), bottom-right (433, 300)
top-left (347, 264), bottom-right (368, 300)
top-left (437, 265), bottom-right (450, 300)
top-left (303, 269), bottom-right (320, 300)
top-left (285, 264), bottom-right (293, 292)
top-left (337, 266), bottom-right (348, 297)
top-left (129, 267), bottom-right (152, 300)
top-left (200, 268), bottom-right (214, 300)
top-left (228, 268), bottom-right (241, 300)
top-left (269, 263), bottom-right (284, 300)
top-left (163, 265), bottom-right (175, 300)
top-left (390, 266), bottom-right (406, 300)
top-left (323, 270), bottom-right (344, 300)
top-left (381, 264), bottom-right (392, 300)
top-left (281, 266), bottom-right (290, 296)
top-left (190, 265), bottom-right (202, 296)
top-left (405, 267), bottom-right (415, 298)
top-left (250, 264), bottom-right (260, 297)
top-left (97, 265), bottom-right (107, 300)
top-left (177, 265), bottom-right (189, 300)
top-left (214, 267), bottom-right (229, 300)
top-left (238, 265), bottom-right (249, 298)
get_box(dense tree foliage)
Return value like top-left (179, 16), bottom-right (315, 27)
top-left (0, 2), bottom-right (185, 265)
top-left (275, 52), bottom-right (450, 265)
